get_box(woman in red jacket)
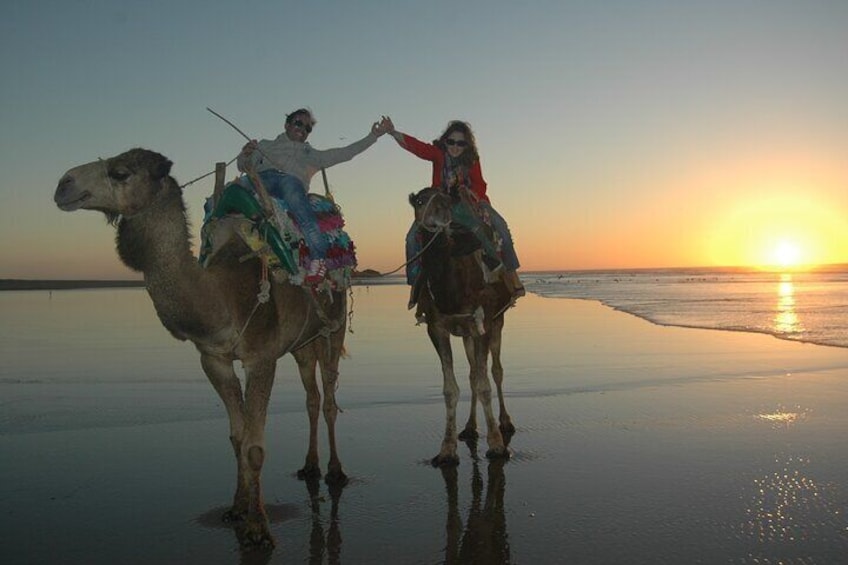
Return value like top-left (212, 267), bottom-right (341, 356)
top-left (387, 118), bottom-right (524, 306)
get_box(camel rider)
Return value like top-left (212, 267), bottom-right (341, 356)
top-left (238, 109), bottom-right (391, 283)
top-left (384, 118), bottom-right (525, 306)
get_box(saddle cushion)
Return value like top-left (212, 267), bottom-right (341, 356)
top-left (200, 179), bottom-right (356, 289)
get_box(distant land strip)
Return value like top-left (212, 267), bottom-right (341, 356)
top-left (1, 270), bottom-right (398, 291)
top-left (0, 279), bottom-right (146, 291)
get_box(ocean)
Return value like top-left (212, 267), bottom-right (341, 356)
top-left (526, 268), bottom-right (848, 350)
top-left (3, 282), bottom-right (848, 563)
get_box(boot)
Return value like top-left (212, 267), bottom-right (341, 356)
top-left (504, 270), bottom-right (525, 300)
top-left (408, 275), bottom-right (423, 310)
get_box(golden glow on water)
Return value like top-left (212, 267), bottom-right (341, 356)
top-left (757, 411), bottom-right (801, 425)
top-left (756, 403), bottom-right (809, 428)
top-left (742, 457), bottom-right (841, 545)
top-left (773, 274), bottom-right (803, 336)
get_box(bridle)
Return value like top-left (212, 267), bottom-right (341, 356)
top-left (414, 190), bottom-right (450, 233)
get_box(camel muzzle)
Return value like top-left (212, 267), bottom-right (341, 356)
top-left (54, 175), bottom-right (91, 211)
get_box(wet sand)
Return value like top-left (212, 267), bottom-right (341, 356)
top-left (2, 287), bottom-right (848, 564)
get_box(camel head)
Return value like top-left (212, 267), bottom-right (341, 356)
top-left (55, 148), bottom-right (175, 222)
top-left (409, 187), bottom-right (452, 232)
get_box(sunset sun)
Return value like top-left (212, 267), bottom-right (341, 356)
top-left (769, 239), bottom-right (803, 269)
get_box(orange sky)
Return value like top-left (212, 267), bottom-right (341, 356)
top-left (2, 2), bottom-right (847, 278)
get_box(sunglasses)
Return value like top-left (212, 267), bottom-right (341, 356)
top-left (445, 139), bottom-right (468, 147)
top-left (290, 118), bottom-right (313, 133)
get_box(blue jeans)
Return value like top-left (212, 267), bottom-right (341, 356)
top-left (481, 203), bottom-right (520, 271)
top-left (405, 223), bottom-right (420, 285)
top-left (258, 170), bottom-right (328, 260)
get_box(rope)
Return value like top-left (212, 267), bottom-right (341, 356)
top-left (179, 156), bottom-right (238, 189)
top-left (230, 258), bottom-right (271, 352)
top-left (373, 191), bottom-right (446, 277)
top-left (376, 226), bottom-right (444, 277)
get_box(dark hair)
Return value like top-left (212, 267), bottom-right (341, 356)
top-left (433, 120), bottom-right (479, 165)
top-left (285, 108), bottom-right (316, 127)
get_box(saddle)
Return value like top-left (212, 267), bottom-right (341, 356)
top-left (199, 179), bottom-right (356, 290)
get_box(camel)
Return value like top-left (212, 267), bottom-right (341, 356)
top-left (408, 187), bottom-right (515, 466)
top-left (54, 148), bottom-right (349, 549)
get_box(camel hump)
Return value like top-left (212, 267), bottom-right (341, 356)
top-left (199, 180), bottom-right (356, 290)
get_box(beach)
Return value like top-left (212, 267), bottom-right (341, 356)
top-left (2, 285), bottom-right (848, 564)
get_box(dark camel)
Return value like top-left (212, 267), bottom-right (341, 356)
top-left (409, 187), bottom-right (515, 466)
top-left (54, 148), bottom-right (349, 549)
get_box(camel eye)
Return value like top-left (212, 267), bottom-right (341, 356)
top-left (109, 167), bottom-right (132, 182)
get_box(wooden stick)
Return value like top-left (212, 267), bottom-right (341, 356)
top-left (206, 107), bottom-right (276, 218)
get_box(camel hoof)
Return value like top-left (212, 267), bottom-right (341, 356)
top-left (222, 508), bottom-right (245, 523)
top-left (431, 454), bottom-right (460, 468)
top-left (458, 427), bottom-right (479, 441)
top-left (236, 522), bottom-right (276, 550)
top-left (325, 468), bottom-right (349, 488)
top-left (485, 447), bottom-right (511, 460)
top-left (297, 465), bottom-right (322, 481)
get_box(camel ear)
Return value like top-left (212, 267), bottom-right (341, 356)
top-left (408, 192), bottom-right (418, 207)
top-left (152, 155), bottom-right (173, 180)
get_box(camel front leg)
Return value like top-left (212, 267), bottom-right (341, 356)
top-left (200, 354), bottom-right (277, 548)
top-left (235, 358), bottom-right (277, 548)
top-left (200, 354), bottom-right (248, 520)
top-left (429, 325), bottom-right (460, 467)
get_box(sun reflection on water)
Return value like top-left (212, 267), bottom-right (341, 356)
top-left (756, 406), bottom-right (809, 429)
top-left (741, 456), bottom-right (845, 547)
top-left (773, 274), bottom-right (804, 337)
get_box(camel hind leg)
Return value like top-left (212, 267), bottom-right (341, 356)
top-left (292, 324), bottom-right (348, 485)
top-left (459, 336), bottom-right (479, 441)
top-left (293, 344), bottom-right (323, 480)
top-left (317, 327), bottom-right (348, 486)
top-left (467, 335), bottom-right (508, 460)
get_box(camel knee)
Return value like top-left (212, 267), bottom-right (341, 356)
top-left (248, 445), bottom-right (265, 472)
top-left (442, 385), bottom-right (459, 407)
top-left (305, 391), bottom-right (321, 414)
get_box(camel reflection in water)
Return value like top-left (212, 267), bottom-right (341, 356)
top-left (226, 480), bottom-right (342, 565)
top-left (441, 439), bottom-right (512, 565)
top-left (306, 479), bottom-right (342, 565)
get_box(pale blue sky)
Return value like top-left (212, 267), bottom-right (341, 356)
top-left (2, 1), bottom-right (847, 278)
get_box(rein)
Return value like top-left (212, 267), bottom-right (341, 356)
top-left (376, 192), bottom-right (447, 277)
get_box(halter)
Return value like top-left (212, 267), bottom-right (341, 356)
top-left (415, 190), bottom-right (448, 233)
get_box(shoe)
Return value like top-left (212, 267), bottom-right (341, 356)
top-left (305, 259), bottom-right (327, 285)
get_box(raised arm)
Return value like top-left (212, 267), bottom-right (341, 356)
top-left (310, 116), bottom-right (391, 170)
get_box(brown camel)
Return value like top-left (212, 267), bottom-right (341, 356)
top-left (54, 148), bottom-right (349, 549)
top-left (409, 187), bottom-right (515, 466)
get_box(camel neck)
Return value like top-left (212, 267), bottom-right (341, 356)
top-left (116, 189), bottom-right (218, 340)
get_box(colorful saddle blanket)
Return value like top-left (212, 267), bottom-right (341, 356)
top-left (199, 178), bottom-right (356, 289)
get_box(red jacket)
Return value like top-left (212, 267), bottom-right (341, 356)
top-left (398, 133), bottom-right (490, 204)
